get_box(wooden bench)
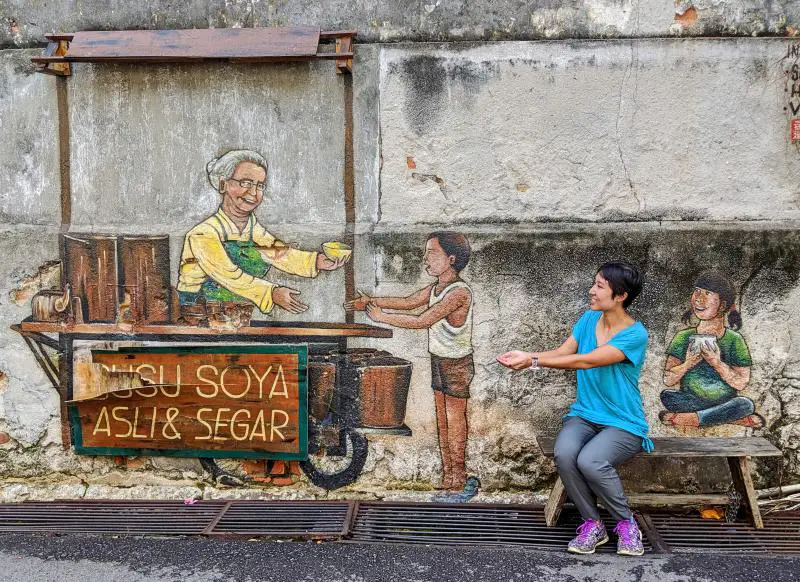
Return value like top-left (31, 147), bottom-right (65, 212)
top-left (537, 436), bottom-right (782, 529)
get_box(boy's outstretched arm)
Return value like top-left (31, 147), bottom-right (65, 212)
top-left (344, 285), bottom-right (433, 312)
top-left (366, 287), bottom-right (470, 329)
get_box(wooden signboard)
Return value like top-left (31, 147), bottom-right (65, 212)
top-left (70, 345), bottom-right (308, 460)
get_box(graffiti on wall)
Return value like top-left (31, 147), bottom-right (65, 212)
top-left (783, 42), bottom-right (800, 144)
top-left (660, 271), bottom-right (762, 429)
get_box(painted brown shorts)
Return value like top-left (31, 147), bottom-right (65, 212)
top-left (430, 353), bottom-right (474, 399)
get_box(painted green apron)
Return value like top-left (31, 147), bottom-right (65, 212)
top-left (199, 217), bottom-right (269, 303)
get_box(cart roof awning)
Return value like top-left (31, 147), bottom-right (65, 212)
top-left (62, 27), bottom-right (322, 61)
top-left (32, 27), bottom-right (356, 74)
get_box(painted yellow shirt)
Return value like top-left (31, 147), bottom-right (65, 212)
top-left (177, 208), bottom-right (319, 313)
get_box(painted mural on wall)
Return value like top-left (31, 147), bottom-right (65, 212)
top-left (660, 271), bottom-right (762, 429)
top-left (15, 149), bottom-right (795, 497)
top-left (177, 149), bottom-right (349, 320)
top-left (178, 149), bottom-right (368, 487)
top-left (18, 160), bottom-right (488, 496)
top-left (18, 148), bottom-right (431, 491)
top-left (346, 232), bottom-right (480, 498)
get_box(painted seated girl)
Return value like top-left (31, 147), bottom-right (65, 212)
top-left (660, 271), bottom-right (761, 428)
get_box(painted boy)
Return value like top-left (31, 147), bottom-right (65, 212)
top-left (345, 232), bottom-right (474, 490)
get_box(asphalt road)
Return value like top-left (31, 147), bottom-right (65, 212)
top-left (0, 534), bottom-right (798, 582)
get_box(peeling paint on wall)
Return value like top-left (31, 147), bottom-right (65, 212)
top-left (9, 261), bottom-right (61, 306)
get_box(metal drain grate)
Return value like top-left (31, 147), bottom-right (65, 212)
top-left (0, 501), bottom-right (226, 535)
top-left (0, 500), bottom-right (355, 540)
top-left (647, 511), bottom-right (800, 555)
top-left (1, 500), bottom-right (798, 555)
top-left (209, 501), bottom-right (355, 539)
top-left (349, 502), bottom-right (652, 553)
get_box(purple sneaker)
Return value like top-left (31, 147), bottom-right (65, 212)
top-left (613, 516), bottom-right (644, 556)
top-left (567, 519), bottom-right (609, 554)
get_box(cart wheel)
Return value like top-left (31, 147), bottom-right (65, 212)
top-left (300, 428), bottom-right (368, 490)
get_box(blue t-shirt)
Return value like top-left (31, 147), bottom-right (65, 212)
top-left (565, 310), bottom-right (653, 453)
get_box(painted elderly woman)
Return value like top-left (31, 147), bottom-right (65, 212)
top-left (177, 149), bottom-right (347, 316)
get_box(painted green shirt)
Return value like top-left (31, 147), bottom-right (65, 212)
top-left (667, 328), bottom-right (752, 403)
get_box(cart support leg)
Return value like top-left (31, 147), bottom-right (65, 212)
top-left (58, 335), bottom-right (73, 449)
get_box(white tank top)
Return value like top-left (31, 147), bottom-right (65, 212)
top-left (428, 281), bottom-right (473, 358)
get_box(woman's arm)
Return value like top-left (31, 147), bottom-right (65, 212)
top-left (537, 337), bottom-right (579, 360)
top-left (344, 286), bottom-right (432, 312)
top-left (366, 287), bottom-right (469, 329)
top-left (535, 343), bottom-right (627, 370)
top-left (496, 336), bottom-right (578, 370)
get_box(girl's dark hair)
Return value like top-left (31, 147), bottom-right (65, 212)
top-left (429, 231), bottom-right (471, 273)
top-left (681, 271), bottom-right (742, 330)
top-left (597, 261), bottom-right (644, 309)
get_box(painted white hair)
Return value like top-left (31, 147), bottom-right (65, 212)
top-left (206, 149), bottom-right (268, 192)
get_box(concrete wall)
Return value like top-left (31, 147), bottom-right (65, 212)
top-left (0, 49), bottom-right (61, 450)
top-left (378, 40), bottom-right (800, 225)
top-left (1, 4), bottom-right (800, 501)
top-left (360, 225), bottom-right (800, 491)
top-left (3, 1), bottom-right (800, 46)
top-left (361, 37), bottom-right (800, 492)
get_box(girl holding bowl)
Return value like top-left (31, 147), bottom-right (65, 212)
top-left (660, 271), bottom-right (759, 428)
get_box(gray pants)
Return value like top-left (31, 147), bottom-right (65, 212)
top-left (553, 416), bottom-right (642, 521)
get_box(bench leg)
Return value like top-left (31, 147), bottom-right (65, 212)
top-left (544, 476), bottom-right (568, 527)
top-left (728, 456), bottom-right (764, 529)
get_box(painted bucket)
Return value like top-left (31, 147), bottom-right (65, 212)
top-left (353, 356), bottom-right (412, 428)
top-left (329, 347), bottom-right (391, 366)
top-left (308, 355), bottom-right (336, 422)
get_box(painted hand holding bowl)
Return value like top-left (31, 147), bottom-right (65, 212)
top-left (322, 241), bottom-right (352, 261)
top-left (688, 334), bottom-right (718, 353)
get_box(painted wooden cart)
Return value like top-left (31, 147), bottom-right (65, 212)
top-left (14, 27), bottom-right (412, 490)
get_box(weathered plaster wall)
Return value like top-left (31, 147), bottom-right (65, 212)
top-left (0, 50), bottom-right (61, 457)
top-left (2, 1), bottom-right (800, 47)
top-left (378, 39), bottom-right (800, 225)
top-left (66, 59), bottom-right (350, 323)
top-left (1, 16), bottom-right (800, 501)
top-left (0, 49), bottom-right (60, 225)
top-left (68, 60), bottom-right (346, 230)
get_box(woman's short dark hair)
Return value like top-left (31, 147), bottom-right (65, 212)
top-left (597, 261), bottom-right (644, 309)
top-left (429, 231), bottom-right (470, 273)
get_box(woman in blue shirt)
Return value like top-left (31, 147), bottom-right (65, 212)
top-left (497, 261), bottom-right (650, 556)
